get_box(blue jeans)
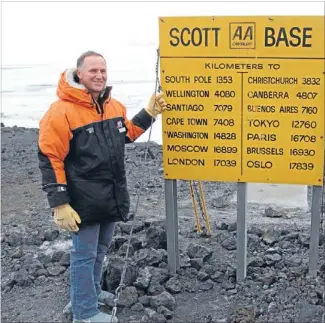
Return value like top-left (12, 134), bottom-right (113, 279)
top-left (70, 221), bottom-right (116, 320)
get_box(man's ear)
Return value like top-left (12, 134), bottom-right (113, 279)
top-left (76, 68), bottom-right (82, 80)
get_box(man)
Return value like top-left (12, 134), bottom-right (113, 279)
top-left (38, 51), bottom-right (166, 323)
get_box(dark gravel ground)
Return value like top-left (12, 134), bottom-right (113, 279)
top-left (1, 126), bottom-right (324, 323)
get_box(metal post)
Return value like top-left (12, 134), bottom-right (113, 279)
top-left (165, 179), bottom-right (180, 274)
top-left (236, 182), bottom-right (247, 282)
top-left (309, 185), bottom-right (322, 277)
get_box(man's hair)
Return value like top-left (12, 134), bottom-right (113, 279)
top-left (76, 51), bottom-right (106, 69)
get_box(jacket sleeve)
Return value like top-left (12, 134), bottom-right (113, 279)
top-left (38, 105), bottom-right (72, 208)
top-left (120, 104), bottom-right (155, 143)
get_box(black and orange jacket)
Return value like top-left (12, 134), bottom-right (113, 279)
top-left (38, 68), bottom-right (154, 224)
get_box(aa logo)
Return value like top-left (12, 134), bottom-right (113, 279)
top-left (230, 22), bottom-right (256, 49)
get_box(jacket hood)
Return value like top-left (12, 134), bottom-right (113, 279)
top-left (57, 68), bottom-right (111, 109)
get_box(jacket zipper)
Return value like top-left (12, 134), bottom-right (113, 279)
top-left (90, 95), bottom-right (101, 115)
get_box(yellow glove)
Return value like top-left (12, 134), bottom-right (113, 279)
top-left (145, 92), bottom-right (167, 118)
top-left (53, 203), bottom-right (81, 232)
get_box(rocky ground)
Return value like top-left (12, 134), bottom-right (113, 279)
top-left (1, 125), bottom-right (324, 323)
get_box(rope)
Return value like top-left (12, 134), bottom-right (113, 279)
top-left (110, 48), bottom-right (162, 323)
top-left (321, 170), bottom-right (325, 233)
top-left (192, 181), bottom-right (206, 223)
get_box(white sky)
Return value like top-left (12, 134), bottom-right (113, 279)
top-left (2, 1), bottom-right (324, 67)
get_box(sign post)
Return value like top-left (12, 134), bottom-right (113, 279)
top-left (237, 182), bottom-right (247, 281)
top-left (159, 16), bottom-right (325, 280)
top-left (309, 185), bottom-right (323, 276)
top-left (164, 179), bottom-right (180, 274)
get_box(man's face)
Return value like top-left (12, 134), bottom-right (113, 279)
top-left (77, 55), bottom-right (107, 94)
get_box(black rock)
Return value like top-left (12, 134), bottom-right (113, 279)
top-left (38, 253), bottom-right (52, 266)
top-left (118, 242), bottom-right (135, 257)
top-left (148, 282), bottom-right (165, 296)
top-left (118, 286), bottom-right (138, 307)
top-left (165, 276), bottom-right (182, 293)
top-left (119, 221), bottom-right (145, 234)
top-left (10, 247), bottom-right (23, 259)
top-left (264, 254), bottom-right (282, 266)
top-left (131, 302), bottom-right (144, 312)
top-left (265, 207), bottom-right (286, 218)
top-left (36, 269), bottom-right (48, 277)
top-left (227, 222), bottom-right (237, 232)
top-left (199, 280), bottom-right (214, 291)
top-left (283, 232), bottom-right (299, 241)
top-left (262, 229), bottom-right (280, 246)
top-left (320, 262), bottom-right (325, 273)
top-left (222, 280), bottom-right (235, 290)
top-left (145, 224), bottom-right (167, 250)
top-left (144, 220), bottom-right (165, 228)
top-left (134, 267), bottom-right (152, 290)
top-left (44, 229), bottom-right (59, 241)
top-left (183, 280), bottom-right (197, 293)
top-left (279, 286), bottom-right (298, 304)
top-left (179, 255), bottom-right (191, 268)
top-left (130, 237), bottom-right (143, 251)
top-left (2, 276), bottom-right (16, 292)
top-left (197, 270), bottom-right (210, 282)
top-left (144, 308), bottom-right (167, 323)
top-left (158, 262), bottom-right (168, 269)
top-left (111, 236), bottom-right (128, 251)
top-left (138, 295), bottom-right (151, 306)
top-left (134, 248), bottom-right (166, 267)
top-left (52, 250), bottom-right (65, 263)
top-left (248, 257), bottom-right (265, 268)
top-left (14, 269), bottom-right (33, 286)
top-left (248, 226), bottom-right (264, 237)
top-left (59, 252), bottom-right (70, 266)
top-left (148, 266), bottom-right (169, 285)
top-left (62, 302), bottom-right (72, 322)
top-left (230, 306), bottom-right (257, 323)
top-left (190, 258), bottom-right (204, 270)
top-left (211, 271), bottom-right (224, 283)
top-left (260, 273), bottom-right (276, 286)
top-left (150, 291), bottom-right (176, 311)
top-left (144, 308), bottom-right (156, 319)
top-left (215, 222), bottom-right (228, 230)
top-left (248, 234), bottom-right (261, 249)
top-left (285, 255), bottom-right (302, 267)
top-left (202, 264), bottom-right (216, 276)
top-left (47, 265), bottom-right (66, 276)
top-left (152, 313), bottom-right (167, 323)
top-left (157, 305), bottom-right (173, 319)
top-left (105, 257), bottom-right (137, 291)
top-left (7, 231), bottom-right (22, 247)
top-left (21, 258), bottom-right (44, 277)
top-left (24, 232), bottom-right (44, 246)
top-left (287, 265), bottom-right (308, 277)
top-left (280, 241), bottom-right (292, 249)
top-left (221, 236), bottom-right (237, 250)
top-left (211, 196), bottom-right (230, 208)
top-left (186, 242), bottom-right (212, 260)
top-left (265, 247), bottom-right (282, 254)
top-left (184, 267), bottom-right (198, 279)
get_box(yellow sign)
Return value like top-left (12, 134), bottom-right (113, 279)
top-left (159, 16), bottom-right (325, 186)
